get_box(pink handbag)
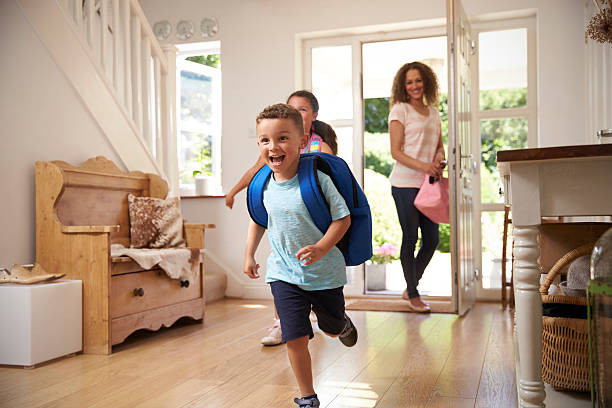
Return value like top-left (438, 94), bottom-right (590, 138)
top-left (414, 175), bottom-right (449, 224)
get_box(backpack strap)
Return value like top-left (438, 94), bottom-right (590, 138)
top-left (297, 154), bottom-right (332, 234)
top-left (246, 164), bottom-right (273, 228)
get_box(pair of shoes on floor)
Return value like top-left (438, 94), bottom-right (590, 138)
top-left (294, 394), bottom-right (320, 407)
top-left (260, 319), bottom-right (283, 346)
top-left (338, 313), bottom-right (358, 347)
top-left (403, 291), bottom-right (431, 313)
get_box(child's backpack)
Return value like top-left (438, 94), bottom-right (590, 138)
top-left (247, 152), bottom-right (373, 266)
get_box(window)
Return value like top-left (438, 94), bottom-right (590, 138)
top-left (310, 44), bottom-right (354, 170)
top-left (176, 42), bottom-right (221, 196)
top-left (478, 28), bottom-right (529, 204)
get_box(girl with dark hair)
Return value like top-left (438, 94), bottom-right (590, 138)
top-left (388, 61), bottom-right (446, 313)
top-left (225, 90), bottom-right (337, 209)
top-left (286, 90), bottom-right (338, 155)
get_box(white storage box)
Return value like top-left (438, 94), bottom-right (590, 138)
top-left (0, 280), bottom-right (82, 366)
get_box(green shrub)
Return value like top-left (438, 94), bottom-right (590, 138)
top-left (364, 169), bottom-right (401, 249)
top-left (438, 224), bottom-right (450, 253)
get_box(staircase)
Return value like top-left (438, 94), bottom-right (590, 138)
top-left (18, 0), bottom-right (179, 192)
top-left (18, 0), bottom-right (226, 301)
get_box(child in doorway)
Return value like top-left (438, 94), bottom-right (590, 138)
top-left (243, 103), bottom-right (357, 408)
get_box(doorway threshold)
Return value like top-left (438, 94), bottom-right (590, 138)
top-left (346, 296), bottom-right (455, 313)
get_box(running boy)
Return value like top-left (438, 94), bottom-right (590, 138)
top-left (243, 104), bottom-right (358, 408)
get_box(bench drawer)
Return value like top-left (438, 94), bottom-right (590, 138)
top-left (110, 269), bottom-right (201, 318)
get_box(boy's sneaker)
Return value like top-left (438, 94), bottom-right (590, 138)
top-left (338, 313), bottom-right (358, 347)
top-left (294, 395), bottom-right (320, 407)
top-left (260, 319), bottom-right (283, 346)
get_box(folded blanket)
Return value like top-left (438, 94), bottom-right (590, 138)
top-left (110, 244), bottom-right (201, 281)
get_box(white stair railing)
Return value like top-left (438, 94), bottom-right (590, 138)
top-left (57, 0), bottom-right (178, 190)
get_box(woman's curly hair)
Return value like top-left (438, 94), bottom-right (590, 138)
top-left (390, 61), bottom-right (439, 107)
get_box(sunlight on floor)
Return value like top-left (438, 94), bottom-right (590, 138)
top-left (321, 381), bottom-right (379, 407)
top-left (240, 304), bottom-right (268, 309)
top-left (333, 396), bottom-right (378, 407)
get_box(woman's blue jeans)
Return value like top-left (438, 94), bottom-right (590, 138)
top-left (391, 186), bottom-right (439, 299)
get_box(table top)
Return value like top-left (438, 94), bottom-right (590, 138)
top-left (497, 144), bottom-right (612, 163)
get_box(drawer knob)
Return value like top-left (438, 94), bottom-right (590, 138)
top-left (180, 280), bottom-right (190, 288)
top-left (133, 287), bottom-right (145, 296)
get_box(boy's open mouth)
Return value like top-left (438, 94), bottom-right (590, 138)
top-left (269, 155), bottom-right (285, 167)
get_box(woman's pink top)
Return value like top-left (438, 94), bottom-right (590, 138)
top-left (388, 102), bottom-right (441, 188)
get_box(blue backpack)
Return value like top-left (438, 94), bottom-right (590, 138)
top-left (247, 152), bottom-right (372, 266)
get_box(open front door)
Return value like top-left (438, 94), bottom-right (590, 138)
top-left (447, 0), bottom-right (477, 315)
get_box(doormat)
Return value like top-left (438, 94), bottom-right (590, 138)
top-left (345, 298), bottom-right (455, 314)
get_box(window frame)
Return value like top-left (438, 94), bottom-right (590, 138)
top-left (471, 16), bottom-right (537, 299)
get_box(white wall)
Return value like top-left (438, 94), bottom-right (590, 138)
top-left (0, 0), bottom-right (123, 267)
top-left (140, 0), bottom-right (587, 297)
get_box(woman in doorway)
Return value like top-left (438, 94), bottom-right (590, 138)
top-left (388, 61), bottom-right (445, 313)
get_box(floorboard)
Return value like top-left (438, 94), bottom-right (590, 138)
top-left (0, 299), bottom-right (525, 408)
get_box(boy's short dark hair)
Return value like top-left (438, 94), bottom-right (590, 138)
top-left (256, 103), bottom-right (304, 134)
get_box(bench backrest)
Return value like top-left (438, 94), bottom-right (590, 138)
top-left (36, 156), bottom-right (168, 247)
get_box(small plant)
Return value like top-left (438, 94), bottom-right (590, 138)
top-left (370, 243), bottom-right (398, 264)
top-left (193, 170), bottom-right (212, 178)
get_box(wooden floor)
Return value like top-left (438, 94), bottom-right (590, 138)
top-left (0, 299), bottom-right (518, 408)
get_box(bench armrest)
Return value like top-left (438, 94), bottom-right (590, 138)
top-left (184, 223), bottom-right (215, 249)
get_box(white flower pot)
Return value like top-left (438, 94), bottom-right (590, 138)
top-left (195, 176), bottom-right (215, 196)
top-left (366, 263), bottom-right (387, 291)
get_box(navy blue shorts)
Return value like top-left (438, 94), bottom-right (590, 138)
top-left (270, 280), bottom-right (346, 343)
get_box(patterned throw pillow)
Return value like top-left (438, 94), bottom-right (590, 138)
top-left (127, 194), bottom-right (186, 248)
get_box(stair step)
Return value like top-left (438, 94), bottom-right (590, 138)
top-left (205, 271), bottom-right (226, 303)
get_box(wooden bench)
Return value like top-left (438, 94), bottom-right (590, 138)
top-left (35, 156), bottom-right (214, 354)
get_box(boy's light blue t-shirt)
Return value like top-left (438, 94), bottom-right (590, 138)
top-left (263, 170), bottom-right (350, 291)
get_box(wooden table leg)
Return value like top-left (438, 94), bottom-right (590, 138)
top-left (513, 225), bottom-right (546, 407)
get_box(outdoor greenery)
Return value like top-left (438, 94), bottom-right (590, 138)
top-left (480, 87), bottom-right (526, 111)
top-left (186, 54), bottom-right (220, 69)
top-left (363, 88), bottom-right (526, 255)
top-left (179, 131), bottom-right (213, 184)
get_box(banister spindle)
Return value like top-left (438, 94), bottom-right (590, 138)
top-left (122, 0), bottom-right (132, 115)
top-left (73, 0), bottom-right (83, 30)
top-left (100, 0), bottom-right (109, 74)
top-left (142, 37), bottom-right (153, 150)
top-left (131, 16), bottom-right (143, 133)
top-left (86, 0), bottom-right (95, 47)
top-left (162, 44), bottom-right (178, 192)
top-left (154, 55), bottom-right (164, 168)
top-left (112, 0), bottom-right (120, 90)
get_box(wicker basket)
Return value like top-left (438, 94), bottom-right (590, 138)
top-left (539, 243), bottom-right (593, 392)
